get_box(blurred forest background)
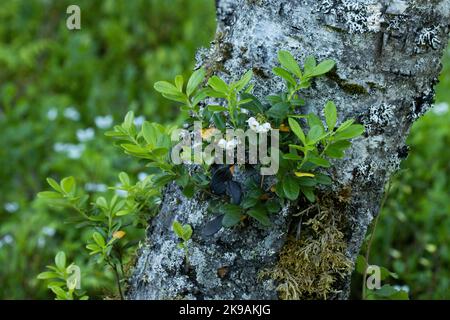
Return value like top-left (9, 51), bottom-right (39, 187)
top-left (0, 0), bottom-right (448, 299)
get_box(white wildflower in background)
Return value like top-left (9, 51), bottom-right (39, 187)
top-left (3, 235), bottom-right (13, 244)
top-left (134, 115), bottom-right (145, 127)
top-left (42, 226), bottom-right (56, 237)
top-left (47, 108), bottom-right (58, 121)
top-left (393, 285), bottom-right (410, 293)
top-left (53, 142), bottom-right (67, 153)
top-left (37, 236), bottom-right (46, 248)
top-left (432, 102), bottom-right (449, 115)
top-left (0, 234), bottom-right (14, 248)
top-left (4, 202), bottom-right (19, 213)
top-left (246, 117), bottom-right (271, 133)
top-left (63, 107), bottom-right (80, 121)
top-left (53, 143), bottom-right (85, 159)
top-left (67, 144), bottom-right (85, 159)
top-left (95, 115), bottom-right (113, 129)
top-left (217, 138), bottom-right (239, 151)
top-left (84, 183), bottom-right (107, 193)
top-left (76, 128), bottom-right (95, 142)
top-left (115, 183), bottom-right (128, 198)
top-left (138, 172), bottom-right (148, 181)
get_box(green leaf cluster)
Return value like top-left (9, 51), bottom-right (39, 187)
top-left (37, 252), bottom-right (88, 300)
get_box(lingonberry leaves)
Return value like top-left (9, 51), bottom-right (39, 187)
top-left (210, 165), bottom-right (233, 195)
top-left (40, 50), bottom-right (365, 264)
top-left (202, 214), bottom-right (225, 236)
top-left (226, 181), bottom-right (242, 205)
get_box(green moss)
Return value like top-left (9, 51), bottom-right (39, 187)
top-left (367, 81), bottom-right (386, 93)
top-left (252, 67), bottom-right (270, 79)
top-left (259, 203), bottom-right (353, 300)
top-left (324, 25), bottom-right (346, 34)
top-left (327, 70), bottom-right (368, 95)
top-left (246, 0), bottom-right (263, 5)
top-left (204, 32), bottom-right (234, 77)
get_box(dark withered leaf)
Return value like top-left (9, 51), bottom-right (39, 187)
top-left (201, 214), bottom-right (224, 237)
top-left (226, 181), bottom-right (242, 205)
top-left (211, 165), bottom-right (232, 195)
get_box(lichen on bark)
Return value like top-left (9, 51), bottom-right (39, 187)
top-left (127, 0), bottom-right (450, 299)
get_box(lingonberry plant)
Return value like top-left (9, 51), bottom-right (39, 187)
top-left (37, 50), bottom-right (364, 299)
top-left (172, 221), bottom-right (193, 264)
top-left (37, 251), bottom-right (88, 300)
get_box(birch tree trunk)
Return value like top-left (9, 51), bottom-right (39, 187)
top-left (127, 0), bottom-right (449, 299)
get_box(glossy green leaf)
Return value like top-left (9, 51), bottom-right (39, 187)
top-left (273, 67), bottom-right (297, 86)
top-left (92, 232), bottom-right (105, 248)
top-left (142, 122), bottom-right (158, 147)
top-left (154, 81), bottom-right (180, 95)
top-left (288, 117), bottom-right (306, 145)
top-left (55, 251), bottom-right (66, 270)
top-left (222, 206), bottom-right (242, 227)
top-left (37, 191), bottom-right (63, 199)
top-left (303, 56), bottom-right (317, 75)
top-left (174, 75), bottom-right (184, 91)
top-left (334, 124), bottom-right (365, 140)
top-left (325, 140), bottom-right (352, 158)
top-left (187, 68), bottom-right (205, 96)
top-left (47, 178), bottom-right (62, 192)
top-left (207, 76), bottom-right (229, 94)
top-left (278, 50), bottom-right (302, 78)
top-left (311, 59), bottom-right (335, 76)
top-left (247, 207), bottom-right (271, 226)
top-left (324, 100), bottom-right (337, 130)
top-left (283, 175), bottom-right (300, 201)
top-left (234, 70), bottom-right (253, 91)
top-left (207, 105), bottom-right (228, 112)
top-left (301, 187), bottom-right (315, 202)
top-left (60, 176), bottom-right (75, 194)
top-left (267, 102), bottom-right (289, 119)
top-left (306, 125), bottom-right (323, 145)
top-left (37, 271), bottom-right (59, 280)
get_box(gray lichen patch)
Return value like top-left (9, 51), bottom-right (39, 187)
top-left (127, 183), bottom-right (289, 299)
top-left (315, 0), bottom-right (385, 33)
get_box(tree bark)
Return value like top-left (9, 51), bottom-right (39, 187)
top-left (127, 0), bottom-right (449, 299)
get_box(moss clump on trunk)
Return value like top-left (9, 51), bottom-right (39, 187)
top-left (260, 204), bottom-right (352, 300)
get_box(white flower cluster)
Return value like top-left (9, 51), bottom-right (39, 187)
top-left (47, 108), bottom-right (58, 121)
top-left (36, 226), bottom-right (56, 248)
top-left (84, 183), bottom-right (108, 193)
top-left (432, 102), bottom-right (449, 115)
top-left (42, 226), bottom-right (56, 237)
top-left (54, 143), bottom-right (85, 159)
top-left (393, 285), bottom-right (410, 293)
top-left (76, 128), bottom-right (95, 142)
top-left (0, 234), bottom-right (14, 248)
top-left (115, 183), bottom-right (128, 198)
top-left (4, 202), bottom-right (19, 213)
top-left (63, 107), bottom-right (80, 121)
top-left (246, 117), bottom-right (271, 133)
top-left (134, 115), bottom-right (145, 127)
top-left (95, 115), bottom-right (113, 129)
top-left (217, 138), bottom-right (239, 151)
top-left (138, 172), bottom-right (148, 181)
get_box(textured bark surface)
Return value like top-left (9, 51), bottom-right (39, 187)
top-left (128, 0), bottom-right (449, 299)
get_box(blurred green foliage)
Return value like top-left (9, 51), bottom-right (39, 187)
top-left (352, 47), bottom-right (450, 300)
top-left (0, 0), bottom-right (216, 299)
top-left (366, 47), bottom-right (450, 300)
top-left (0, 0), bottom-right (449, 300)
